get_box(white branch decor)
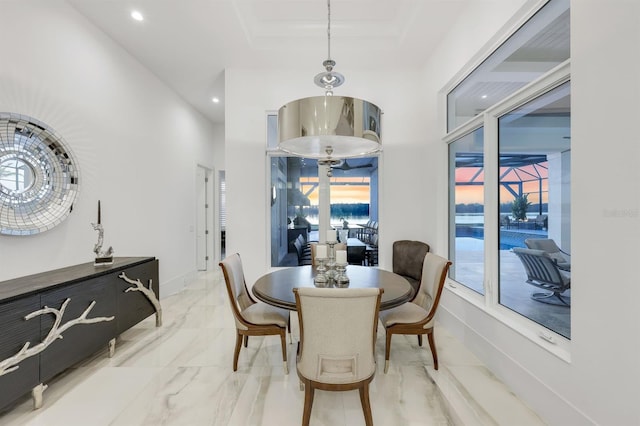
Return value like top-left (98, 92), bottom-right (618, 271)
top-left (0, 298), bottom-right (115, 377)
top-left (119, 272), bottom-right (162, 327)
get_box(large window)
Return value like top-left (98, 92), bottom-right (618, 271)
top-left (269, 157), bottom-right (379, 267)
top-left (446, 0), bottom-right (570, 347)
top-left (447, 0), bottom-right (569, 131)
top-left (498, 81), bottom-right (571, 338)
top-left (449, 127), bottom-right (485, 294)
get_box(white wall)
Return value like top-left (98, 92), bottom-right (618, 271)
top-left (225, 67), bottom-right (431, 284)
top-left (428, 0), bottom-right (640, 425)
top-left (0, 1), bottom-right (222, 297)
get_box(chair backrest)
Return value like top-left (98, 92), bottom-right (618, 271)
top-left (392, 240), bottom-right (430, 282)
top-left (219, 253), bottom-right (255, 330)
top-left (524, 238), bottom-right (570, 264)
top-left (535, 214), bottom-right (548, 226)
top-left (347, 245), bottom-right (366, 265)
top-left (412, 253), bottom-right (452, 320)
top-left (525, 238), bottom-right (559, 253)
top-left (294, 238), bottom-right (309, 264)
top-left (294, 287), bottom-right (382, 384)
top-left (512, 248), bottom-right (570, 290)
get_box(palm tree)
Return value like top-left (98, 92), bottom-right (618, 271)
top-left (511, 194), bottom-right (531, 222)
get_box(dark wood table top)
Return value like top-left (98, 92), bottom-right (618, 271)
top-left (252, 265), bottom-right (413, 311)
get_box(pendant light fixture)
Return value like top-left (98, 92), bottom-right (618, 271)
top-left (277, 0), bottom-right (382, 168)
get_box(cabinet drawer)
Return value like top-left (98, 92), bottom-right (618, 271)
top-left (0, 296), bottom-right (41, 411)
top-left (115, 259), bottom-right (159, 334)
top-left (39, 276), bottom-right (117, 382)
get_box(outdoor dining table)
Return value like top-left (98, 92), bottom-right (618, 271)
top-left (252, 265), bottom-right (413, 311)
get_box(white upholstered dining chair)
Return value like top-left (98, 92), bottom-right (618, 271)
top-left (379, 252), bottom-right (452, 373)
top-left (219, 253), bottom-right (290, 374)
top-left (294, 287), bottom-right (383, 426)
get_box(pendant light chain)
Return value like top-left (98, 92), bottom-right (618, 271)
top-left (277, 0), bottom-right (382, 162)
top-left (327, 0), bottom-right (332, 61)
top-left (313, 0), bottom-right (344, 93)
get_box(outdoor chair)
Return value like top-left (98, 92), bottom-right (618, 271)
top-left (294, 287), bottom-right (383, 426)
top-left (294, 238), bottom-right (312, 266)
top-left (380, 253), bottom-right (452, 373)
top-left (392, 240), bottom-right (430, 297)
top-left (365, 233), bottom-right (379, 266)
top-left (524, 238), bottom-right (570, 271)
top-left (534, 214), bottom-right (548, 230)
top-left (219, 253), bottom-right (290, 373)
top-left (512, 247), bottom-right (571, 306)
top-left (348, 245), bottom-right (367, 265)
top-left (500, 214), bottom-right (511, 229)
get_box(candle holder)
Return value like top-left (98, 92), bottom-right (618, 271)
top-left (334, 263), bottom-right (350, 287)
top-left (314, 258), bottom-right (329, 287)
top-left (91, 200), bottom-right (113, 266)
top-left (325, 241), bottom-right (337, 281)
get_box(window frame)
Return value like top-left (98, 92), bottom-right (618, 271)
top-left (444, 57), bottom-right (572, 360)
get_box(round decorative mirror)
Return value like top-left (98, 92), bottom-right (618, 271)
top-left (0, 113), bottom-right (79, 235)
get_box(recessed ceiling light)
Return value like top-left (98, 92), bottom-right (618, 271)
top-left (131, 10), bottom-right (144, 21)
top-left (481, 94), bottom-right (488, 99)
top-left (211, 97), bottom-right (220, 103)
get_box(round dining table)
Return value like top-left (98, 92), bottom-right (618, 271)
top-left (252, 265), bottom-right (413, 311)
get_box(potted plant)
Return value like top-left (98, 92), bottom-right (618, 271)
top-left (511, 194), bottom-right (531, 222)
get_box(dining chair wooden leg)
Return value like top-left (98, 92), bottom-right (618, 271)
top-left (280, 329), bottom-right (288, 374)
top-left (301, 382), bottom-right (315, 426)
top-left (426, 328), bottom-right (438, 370)
top-left (359, 382), bottom-right (373, 426)
top-left (384, 329), bottom-right (393, 373)
top-left (233, 331), bottom-right (243, 371)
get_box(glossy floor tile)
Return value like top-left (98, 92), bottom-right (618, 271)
top-left (1, 268), bottom-right (453, 426)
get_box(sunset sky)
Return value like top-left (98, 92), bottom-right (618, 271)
top-left (301, 177), bottom-right (371, 205)
top-left (455, 165), bottom-right (549, 205)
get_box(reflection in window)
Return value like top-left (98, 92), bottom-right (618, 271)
top-left (0, 158), bottom-right (34, 193)
top-left (498, 81), bottom-right (571, 338)
top-left (447, 0), bottom-right (569, 131)
top-left (449, 128), bottom-right (484, 294)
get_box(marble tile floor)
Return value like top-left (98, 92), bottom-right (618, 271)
top-left (1, 268), bottom-right (463, 426)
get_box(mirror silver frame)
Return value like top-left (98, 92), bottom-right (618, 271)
top-left (0, 113), bottom-right (79, 235)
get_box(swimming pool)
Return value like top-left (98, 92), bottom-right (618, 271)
top-left (456, 225), bottom-right (546, 250)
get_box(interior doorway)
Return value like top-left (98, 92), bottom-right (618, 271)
top-left (218, 170), bottom-right (226, 260)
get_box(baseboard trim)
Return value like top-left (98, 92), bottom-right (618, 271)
top-left (160, 269), bottom-right (197, 299)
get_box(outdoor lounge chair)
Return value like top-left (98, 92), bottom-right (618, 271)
top-left (512, 247), bottom-right (570, 306)
top-left (524, 238), bottom-right (570, 271)
top-left (534, 214), bottom-right (548, 230)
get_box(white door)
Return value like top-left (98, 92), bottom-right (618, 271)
top-left (196, 166), bottom-right (208, 271)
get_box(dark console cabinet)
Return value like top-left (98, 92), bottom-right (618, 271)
top-left (115, 260), bottom-right (159, 334)
top-left (0, 296), bottom-right (41, 411)
top-left (0, 257), bottom-right (159, 412)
